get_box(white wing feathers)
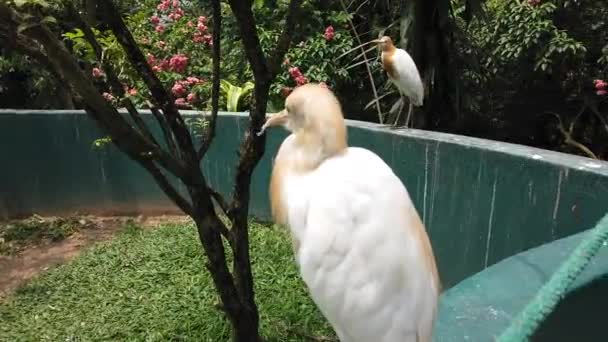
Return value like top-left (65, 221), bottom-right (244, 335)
top-left (392, 49), bottom-right (424, 107)
top-left (289, 147), bottom-right (438, 342)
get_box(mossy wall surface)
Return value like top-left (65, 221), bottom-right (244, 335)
top-left (2, 109), bottom-right (608, 290)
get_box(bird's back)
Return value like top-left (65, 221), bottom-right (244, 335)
top-left (286, 147), bottom-right (439, 342)
top-left (385, 49), bottom-right (424, 106)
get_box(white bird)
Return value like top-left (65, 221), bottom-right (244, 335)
top-left (258, 83), bottom-right (440, 342)
top-left (373, 35), bottom-right (424, 128)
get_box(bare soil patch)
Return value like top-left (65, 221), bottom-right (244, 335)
top-left (0, 214), bottom-right (190, 300)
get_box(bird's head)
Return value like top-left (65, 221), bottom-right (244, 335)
top-left (372, 35), bottom-right (396, 53)
top-left (258, 83), bottom-right (347, 160)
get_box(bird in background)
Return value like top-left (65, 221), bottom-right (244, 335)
top-left (373, 35), bottom-right (424, 128)
top-left (257, 83), bottom-right (440, 342)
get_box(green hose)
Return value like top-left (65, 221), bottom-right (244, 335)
top-left (498, 212), bottom-right (608, 342)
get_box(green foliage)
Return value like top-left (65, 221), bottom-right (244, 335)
top-left (220, 79), bottom-right (254, 112)
top-left (0, 215), bottom-right (93, 255)
top-left (480, 1), bottom-right (586, 74)
top-left (0, 220), bottom-right (334, 340)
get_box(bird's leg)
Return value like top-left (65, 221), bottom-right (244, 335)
top-left (392, 95), bottom-right (405, 128)
top-left (404, 102), bottom-right (414, 128)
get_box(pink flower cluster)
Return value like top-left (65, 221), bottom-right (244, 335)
top-left (172, 77), bottom-right (204, 105)
top-left (92, 67), bottom-right (104, 78)
top-left (169, 54), bottom-right (189, 73)
top-left (102, 92), bottom-right (114, 101)
top-left (193, 16), bottom-right (212, 45)
top-left (147, 53), bottom-right (188, 73)
top-left (152, 0), bottom-right (185, 33)
top-left (595, 79), bottom-right (607, 96)
top-left (527, 0), bottom-right (541, 6)
top-left (289, 67), bottom-right (308, 86)
top-left (324, 26), bottom-right (335, 41)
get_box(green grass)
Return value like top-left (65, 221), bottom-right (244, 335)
top-left (0, 220), bottom-right (334, 341)
top-left (0, 215), bottom-right (87, 255)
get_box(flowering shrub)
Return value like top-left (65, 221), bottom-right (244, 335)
top-left (270, 23), bottom-right (355, 107)
top-left (65, 0), bottom-right (213, 110)
top-left (596, 79), bottom-right (607, 96)
top-left (63, 0), bottom-right (359, 112)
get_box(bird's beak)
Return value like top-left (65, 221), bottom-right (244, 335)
top-left (256, 110), bottom-right (288, 136)
top-left (370, 39), bottom-right (383, 44)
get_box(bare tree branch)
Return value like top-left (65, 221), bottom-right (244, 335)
top-left (147, 100), bottom-right (180, 156)
top-left (267, 0), bottom-right (303, 78)
top-left (226, 0), bottom-right (270, 85)
top-left (198, 0), bottom-right (221, 159)
top-left (0, 12), bottom-right (191, 181)
top-left (67, 3), bottom-right (159, 146)
top-left (339, 0), bottom-right (383, 124)
top-left (139, 161), bottom-right (194, 216)
top-left (98, 0), bottom-right (198, 164)
top-left (546, 112), bottom-right (598, 160)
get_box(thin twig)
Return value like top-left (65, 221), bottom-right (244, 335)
top-left (67, 3), bottom-right (158, 146)
top-left (268, 0), bottom-right (303, 78)
top-left (146, 100), bottom-right (179, 156)
top-left (140, 161), bottom-right (194, 216)
top-left (198, 0), bottom-right (221, 159)
top-left (546, 112), bottom-right (598, 159)
top-left (209, 187), bottom-right (231, 217)
top-left (99, 0), bottom-right (198, 163)
top-left (339, 0), bottom-right (383, 123)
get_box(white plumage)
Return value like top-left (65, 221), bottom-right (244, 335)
top-left (374, 36), bottom-right (424, 127)
top-left (258, 83), bottom-right (440, 342)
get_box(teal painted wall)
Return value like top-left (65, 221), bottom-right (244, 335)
top-left (1, 110), bottom-right (608, 289)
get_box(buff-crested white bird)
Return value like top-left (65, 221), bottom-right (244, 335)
top-left (373, 35), bottom-right (424, 128)
top-left (257, 83), bottom-right (440, 342)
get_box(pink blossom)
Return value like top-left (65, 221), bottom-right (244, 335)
top-left (186, 76), bottom-right (202, 85)
top-left (169, 8), bottom-right (184, 21)
top-left (92, 67), bottom-right (104, 78)
top-left (150, 15), bottom-right (160, 25)
top-left (281, 87), bottom-right (293, 98)
top-left (187, 20), bottom-right (194, 27)
top-left (157, 0), bottom-right (170, 11)
top-left (128, 88), bottom-right (138, 96)
top-left (146, 53), bottom-right (157, 66)
top-left (152, 65), bottom-right (162, 72)
top-left (169, 54), bottom-right (189, 73)
top-left (197, 23), bottom-right (208, 33)
top-left (597, 90), bottom-right (607, 96)
top-left (324, 25), bottom-right (335, 41)
top-left (193, 32), bottom-right (205, 43)
top-left (295, 75), bottom-right (308, 86)
top-left (175, 97), bottom-right (187, 106)
top-left (155, 24), bottom-right (165, 33)
top-left (172, 82), bottom-right (188, 97)
top-left (198, 16), bottom-right (207, 24)
top-left (288, 66), bottom-right (302, 78)
top-left (173, 0), bottom-right (180, 7)
top-left (158, 59), bottom-right (170, 70)
top-left (187, 93), bottom-right (198, 103)
top-left (594, 79), bottom-right (607, 90)
top-left (527, 0), bottom-right (540, 5)
top-left (102, 92), bottom-right (114, 101)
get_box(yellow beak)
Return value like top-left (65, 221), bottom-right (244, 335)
top-left (257, 110), bottom-right (288, 136)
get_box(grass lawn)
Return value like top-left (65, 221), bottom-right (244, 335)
top-left (0, 220), bottom-right (334, 341)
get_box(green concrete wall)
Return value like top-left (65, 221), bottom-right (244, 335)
top-left (435, 225), bottom-right (608, 341)
top-left (1, 109), bottom-right (608, 290)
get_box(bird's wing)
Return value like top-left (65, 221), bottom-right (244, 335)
top-left (392, 49), bottom-right (424, 106)
top-left (296, 147), bottom-right (439, 342)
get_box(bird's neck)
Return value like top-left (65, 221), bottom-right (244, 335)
top-left (290, 128), bottom-right (347, 172)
